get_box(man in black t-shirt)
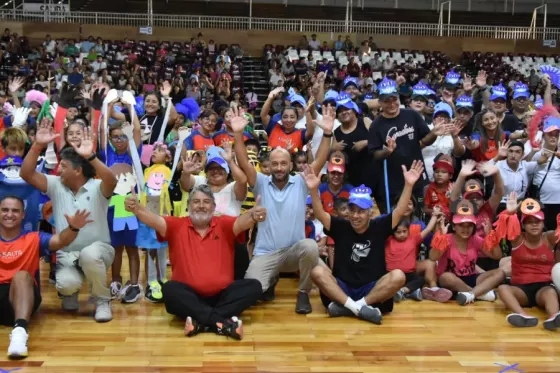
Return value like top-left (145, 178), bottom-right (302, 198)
top-left (302, 160), bottom-right (425, 324)
top-left (369, 78), bottom-right (447, 211)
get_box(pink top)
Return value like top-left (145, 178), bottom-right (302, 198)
top-left (436, 234), bottom-right (484, 277)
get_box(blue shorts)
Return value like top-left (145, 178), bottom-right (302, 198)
top-left (319, 277), bottom-right (394, 314)
top-left (108, 208), bottom-right (137, 247)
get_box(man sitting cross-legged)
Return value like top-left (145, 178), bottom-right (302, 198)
top-left (124, 184), bottom-right (263, 340)
top-left (302, 161), bottom-right (426, 324)
top-left (0, 195), bottom-right (93, 358)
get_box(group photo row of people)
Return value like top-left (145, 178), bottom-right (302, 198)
top-left (2, 31), bottom-right (560, 362)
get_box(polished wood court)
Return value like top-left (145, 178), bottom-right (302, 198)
top-left (1, 258), bottom-right (560, 373)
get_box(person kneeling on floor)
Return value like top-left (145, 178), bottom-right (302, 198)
top-left (1, 196), bottom-right (93, 359)
top-left (302, 161), bottom-right (426, 324)
top-left (124, 184), bottom-right (263, 340)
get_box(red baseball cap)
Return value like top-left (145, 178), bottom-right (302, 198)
top-left (521, 211), bottom-right (545, 222)
top-left (327, 156), bottom-right (345, 173)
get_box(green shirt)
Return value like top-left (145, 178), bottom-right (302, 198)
top-left (110, 193), bottom-right (135, 218)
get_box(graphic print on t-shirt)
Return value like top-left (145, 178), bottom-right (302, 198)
top-left (351, 240), bottom-right (371, 262)
top-left (387, 123), bottom-right (415, 141)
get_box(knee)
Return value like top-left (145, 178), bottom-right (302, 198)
top-left (389, 269), bottom-right (406, 287)
top-left (299, 239), bottom-right (319, 259)
top-left (497, 284), bottom-right (510, 297)
top-left (438, 272), bottom-right (455, 286)
top-left (12, 271), bottom-right (34, 287)
top-left (311, 265), bottom-right (329, 283)
top-left (79, 246), bottom-right (104, 268)
top-left (56, 268), bottom-right (82, 295)
top-left (247, 279), bottom-right (264, 296)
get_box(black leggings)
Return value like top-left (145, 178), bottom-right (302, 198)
top-left (162, 279), bottom-right (262, 326)
top-left (544, 204), bottom-right (560, 231)
top-left (404, 272), bottom-right (425, 292)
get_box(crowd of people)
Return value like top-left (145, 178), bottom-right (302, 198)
top-left (2, 30), bottom-right (560, 362)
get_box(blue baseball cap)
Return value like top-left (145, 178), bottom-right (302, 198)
top-left (348, 184), bottom-right (373, 209)
top-left (534, 98), bottom-right (544, 109)
top-left (455, 95), bottom-right (474, 111)
top-left (411, 83), bottom-right (430, 100)
top-left (433, 102), bottom-right (454, 119)
top-left (444, 70), bottom-right (461, 88)
top-left (343, 76), bottom-right (359, 89)
top-left (289, 94), bottom-right (306, 108)
top-left (490, 83), bottom-right (508, 101)
top-left (513, 82), bottom-right (530, 100)
top-left (378, 77), bottom-right (399, 100)
top-left (0, 156), bottom-right (22, 168)
top-left (543, 117), bottom-right (560, 133)
top-left (323, 89), bottom-right (338, 104)
top-left (335, 92), bottom-right (360, 113)
top-left (205, 145), bottom-right (230, 174)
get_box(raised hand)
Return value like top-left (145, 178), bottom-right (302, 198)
top-left (385, 136), bottom-right (397, 153)
top-left (11, 107), bottom-right (31, 128)
top-left (124, 186), bottom-right (140, 213)
top-left (71, 126), bottom-right (95, 159)
top-left (441, 90), bottom-right (453, 105)
top-left (230, 106), bottom-right (249, 133)
top-left (220, 141), bottom-right (234, 163)
top-left (250, 196), bottom-right (267, 223)
top-left (64, 209), bottom-right (94, 230)
top-left (462, 74), bottom-right (474, 92)
top-left (465, 136), bottom-right (480, 150)
top-left (432, 120), bottom-right (450, 136)
top-left (475, 70), bottom-right (487, 88)
top-left (301, 164), bottom-right (321, 190)
top-left (121, 121), bottom-right (134, 139)
top-left (268, 87), bottom-right (285, 100)
top-left (432, 204), bottom-right (443, 217)
top-left (497, 140), bottom-right (510, 159)
top-left (79, 88), bottom-right (91, 101)
top-left (35, 117), bottom-right (60, 146)
top-left (313, 105), bottom-right (335, 134)
top-left (160, 80), bottom-right (172, 97)
top-left (402, 160), bottom-right (424, 186)
top-left (182, 152), bottom-right (199, 174)
top-left (459, 159), bottom-right (478, 177)
top-left (8, 77), bottom-right (25, 94)
top-left (440, 220), bottom-right (449, 235)
top-left (477, 162), bottom-right (498, 177)
top-left (482, 218), bottom-right (492, 236)
top-left (506, 191), bottom-right (519, 214)
top-left (449, 118), bottom-right (466, 137)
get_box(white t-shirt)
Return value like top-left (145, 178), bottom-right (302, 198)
top-left (533, 150), bottom-right (560, 204)
top-left (193, 176), bottom-right (243, 217)
top-left (421, 124), bottom-right (455, 181)
top-left (523, 130), bottom-right (542, 159)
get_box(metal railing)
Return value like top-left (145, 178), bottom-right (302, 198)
top-left (1, 9), bottom-right (558, 40)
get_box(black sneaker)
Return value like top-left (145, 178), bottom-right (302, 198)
top-left (261, 276), bottom-right (279, 301)
top-left (121, 284), bottom-right (143, 303)
top-left (358, 306), bottom-right (382, 325)
top-left (295, 292), bottom-right (312, 314)
top-left (215, 317), bottom-right (243, 340)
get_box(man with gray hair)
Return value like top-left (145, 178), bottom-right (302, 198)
top-left (124, 184), bottom-right (264, 340)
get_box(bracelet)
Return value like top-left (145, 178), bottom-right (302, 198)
top-left (87, 153), bottom-right (97, 162)
top-left (323, 132), bottom-right (333, 138)
top-left (69, 225), bottom-right (80, 232)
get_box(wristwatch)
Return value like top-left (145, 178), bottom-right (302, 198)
top-left (87, 153), bottom-right (97, 162)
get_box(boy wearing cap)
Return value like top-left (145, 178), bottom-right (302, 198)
top-left (510, 82), bottom-right (531, 124)
top-left (318, 152), bottom-right (353, 215)
top-left (488, 83), bottom-right (523, 132)
top-left (424, 154), bottom-right (454, 217)
top-left (455, 95), bottom-right (475, 136)
top-left (303, 160), bottom-right (426, 324)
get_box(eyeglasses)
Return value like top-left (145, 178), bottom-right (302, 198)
top-left (111, 135), bottom-right (128, 142)
top-left (427, 101), bottom-right (436, 107)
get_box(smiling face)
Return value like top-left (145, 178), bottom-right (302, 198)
top-left (144, 93), bottom-right (160, 115)
top-left (282, 108), bottom-right (298, 131)
top-left (0, 197), bottom-right (24, 230)
top-left (337, 107), bottom-right (356, 124)
top-left (481, 111), bottom-right (499, 133)
top-left (189, 190), bottom-right (215, 226)
top-left (206, 162), bottom-right (228, 186)
top-left (454, 222), bottom-right (474, 239)
top-left (489, 98), bottom-right (507, 114)
top-left (66, 123), bottom-right (83, 148)
top-left (270, 149), bottom-right (292, 183)
top-left (348, 204), bottom-right (372, 232)
top-left (109, 128), bottom-right (129, 153)
top-left (380, 96), bottom-right (400, 118)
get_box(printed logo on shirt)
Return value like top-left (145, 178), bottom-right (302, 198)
top-left (431, 191), bottom-right (438, 202)
top-left (387, 124), bottom-right (415, 141)
top-left (0, 250), bottom-right (23, 258)
top-left (351, 240), bottom-right (371, 262)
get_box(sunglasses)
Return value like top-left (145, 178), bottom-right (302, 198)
top-left (427, 101), bottom-right (436, 107)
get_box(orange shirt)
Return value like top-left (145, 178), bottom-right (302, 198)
top-left (424, 182), bottom-right (450, 211)
top-left (157, 215), bottom-right (245, 296)
top-left (267, 123), bottom-right (306, 153)
top-left (0, 231), bottom-right (52, 285)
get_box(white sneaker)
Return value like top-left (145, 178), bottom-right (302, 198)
top-left (62, 292), bottom-right (79, 311)
top-left (110, 281), bottom-right (122, 300)
top-left (94, 299), bottom-right (113, 323)
top-left (8, 327), bottom-right (28, 359)
top-left (476, 290), bottom-right (497, 302)
top-left (456, 291), bottom-right (475, 306)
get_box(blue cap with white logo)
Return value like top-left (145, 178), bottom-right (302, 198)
top-left (348, 184), bottom-right (373, 209)
top-left (444, 70), bottom-right (461, 88)
top-left (433, 102), bottom-right (454, 119)
top-left (378, 77), bottom-right (399, 100)
top-left (455, 95), bottom-right (474, 111)
top-left (411, 83), bottom-right (430, 99)
top-left (489, 83), bottom-right (508, 101)
top-left (513, 82), bottom-right (530, 100)
top-left (335, 92), bottom-right (360, 113)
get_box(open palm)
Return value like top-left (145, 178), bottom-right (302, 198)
top-left (35, 118), bottom-right (60, 146)
top-left (72, 126), bottom-right (94, 158)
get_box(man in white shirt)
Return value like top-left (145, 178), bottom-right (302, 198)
top-left (91, 55), bottom-right (107, 73)
top-left (308, 34), bottom-right (321, 51)
top-left (43, 35), bottom-right (56, 56)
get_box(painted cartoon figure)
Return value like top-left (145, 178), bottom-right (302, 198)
top-left (109, 163), bottom-right (138, 232)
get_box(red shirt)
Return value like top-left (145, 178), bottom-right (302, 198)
top-left (385, 233), bottom-right (422, 273)
top-left (268, 123), bottom-right (306, 153)
top-left (511, 239), bottom-right (554, 285)
top-left (424, 182), bottom-right (450, 211)
top-left (476, 201), bottom-right (494, 238)
top-left (0, 231), bottom-right (51, 285)
top-left (157, 215), bottom-right (244, 297)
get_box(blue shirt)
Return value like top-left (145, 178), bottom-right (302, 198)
top-left (253, 173), bottom-right (308, 255)
top-left (99, 143), bottom-right (143, 168)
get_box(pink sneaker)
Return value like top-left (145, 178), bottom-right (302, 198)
top-left (422, 287), bottom-right (453, 303)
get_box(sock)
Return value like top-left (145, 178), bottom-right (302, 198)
top-left (14, 319), bottom-right (28, 332)
top-left (147, 250), bottom-right (158, 284)
top-left (355, 297), bottom-right (367, 308)
top-left (344, 297), bottom-right (361, 316)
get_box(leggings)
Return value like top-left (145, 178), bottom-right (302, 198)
top-left (147, 248), bottom-right (168, 283)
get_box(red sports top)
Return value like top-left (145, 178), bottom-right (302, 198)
top-left (511, 238), bottom-right (554, 285)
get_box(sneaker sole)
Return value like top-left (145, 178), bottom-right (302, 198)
top-left (144, 296), bottom-right (163, 303)
top-left (7, 351), bottom-right (28, 359)
top-left (422, 288), bottom-right (453, 303)
top-left (507, 314), bottom-right (538, 328)
top-left (327, 304), bottom-right (354, 318)
top-left (456, 293), bottom-right (473, 306)
top-left (543, 313), bottom-right (560, 331)
top-left (121, 293), bottom-right (143, 303)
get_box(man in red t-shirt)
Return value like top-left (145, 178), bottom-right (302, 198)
top-left (125, 184), bottom-right (263, 340)
top-left (0, 195), bottom-right (92, 359)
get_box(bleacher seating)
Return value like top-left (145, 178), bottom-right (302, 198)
top-left (462, 51), bottom-right (560, 79)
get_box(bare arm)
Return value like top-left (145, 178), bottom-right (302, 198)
top-left (127, 196), bottom-right (167, 237)
top-left (221, 143), bottom-right (248, 201)
top-left (421, 214), bottom-right (439, 240)
top-left (392, 161), bottom-right (425, 228)
top-left (48, 226), bottom-right (79, 251)
top-left (233, 132), bottom-right (257, 187)
top-left (21, 143), bottom-right (48, 193)
top-left (310, 184), bottom-right (331, 231)
top-left (233, 211), bottom-right (257, 236)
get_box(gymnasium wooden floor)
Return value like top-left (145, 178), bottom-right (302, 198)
top-left (1, 258), bottom-right (560, 373)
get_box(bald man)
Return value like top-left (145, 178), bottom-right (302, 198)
top-left (232, 107), bottom-right (335, 314)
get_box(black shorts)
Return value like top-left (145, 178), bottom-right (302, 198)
top-left (438, 273), bottom-right (479, 289)
top-left (404, 272), bottom-right (425, 292)
top-left (513, 282), bottom-right (555, 308)
top-left (0, 283), bottom-right (42, 326)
